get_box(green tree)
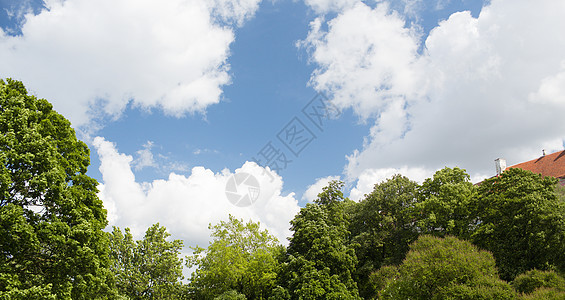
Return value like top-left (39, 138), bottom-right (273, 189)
top-left (378, 235), bottom-right (516, 299)
top-left (472, 168), bottom-right (565, 280)
top-left (512, 269), bottom-right (565, 296)
top-left (416, 167), bottom-right (476, 238)
top-left (108, 224), bottom-right (185, 299)
top-left (283, 181), bottom-right (360, 299)
top-left (348, 175), bottom-right (419, 298)
top-left (0, 79), bottom-right (114, 299)
top-left (187, 215), bottom-right (283, 299)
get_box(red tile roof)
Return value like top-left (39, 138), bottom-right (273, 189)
top-left (507, 150), bottom-right (565, 179)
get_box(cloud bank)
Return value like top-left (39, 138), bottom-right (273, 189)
top-left (302, 0), bottom-right (565, 184)
top-left (93, 137), bottom-right (300, 247)
top-left (0, 0), bottom-right (261, 127)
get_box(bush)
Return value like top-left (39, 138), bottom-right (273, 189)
top-left (512, 269), bottom-right (565, 295)
top-left (520, 287), bottom-right (565, 300)
top-left (379, 235), bottom-right (516, 299)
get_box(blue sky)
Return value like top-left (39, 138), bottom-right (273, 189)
top-left (2, 0), bottom-right (565, 247)
top-left (90, 0), bottom-right (372, 197)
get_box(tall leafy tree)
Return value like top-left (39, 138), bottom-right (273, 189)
top-left (187, 215), bottom-right (283, 299)
top-left (0, 79), bottom-right (114, 299)
top-left (416, 167), bottom-right (476, 238)
top-left (108, 224), bottom-right (185, 299)
top-left (348, 175), bottom-right (419, 298)
top-left (283, 181), bottom-right (360, 299)
top-left (472, 168), bottom-right (565, 280)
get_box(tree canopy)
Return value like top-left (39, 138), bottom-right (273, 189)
top-left (376, 235), bottom-right (517, 300)
top-left (2, 78), bottom-right (565, 299)
top-left (348, 174), bottom-right (419, 297)
top-left (472, 168), bottom-right (565, 280)
top-left (282, 181), bottom-right (360, 299)
top-left (416, 167), bottom-right (476, 238)
top-left (187, 215), bottom-right (283, 299)
top-left (108, 224), bottom-right (185, 299)
top-left (512, 269), bottom-right (565, 296)
top-left (0, 79), bottom-right (114, 299)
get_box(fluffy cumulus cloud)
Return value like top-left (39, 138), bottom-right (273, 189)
top-left (300, 2), bottom-right (425, 121)
top-left (0, 0), bottom-right (260, 127)
top-left (303, 0), bottom-right (565, 183)
top-left (93, 137), bottom-right (300, 247)
top-left (302, 175), bottom-right (341, 202)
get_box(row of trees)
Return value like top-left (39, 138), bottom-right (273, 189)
top-left (1, 78), bottom-right (565, 299)
top-left (182, 169), bottom-right (565, 299)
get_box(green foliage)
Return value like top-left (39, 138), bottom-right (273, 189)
top-left (0, 281), bottom-right (57, 300)
top-left (379, 235), bottom-right (516, 300)
top-left (348, 175), bottom-right (419, 297)
top-left (267, 286), bottom-right (290, 300)
top-left (436, 279), bottom-right (518, 300)
top-left (368, 265), bottom-right (399, 299)
top-left (283, 181), bottom-right (360, 299)
top-left (108, 224), bottom-right (185, 299)
top-left (417, 167), bottom-right (476, 238)
top-left (4, 77), bottom-right (564, 299)
top-left (213, 290), bottom-right (247, 300)
top-left (472, 168), bottom-right (565, 280)
top-left (187, 215), bottom-right (282, 299)
top-left (519, 287), bottom-right (565, 300)
top-left (512, 269), bottom-right (565, 295)
top-left (0, 79), bottom-right (114, 299)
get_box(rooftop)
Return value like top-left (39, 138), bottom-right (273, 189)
top-left (507, 150), bottom-right (565, 180)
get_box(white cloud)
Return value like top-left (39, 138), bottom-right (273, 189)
top-left (302, 175), bottom-right (341, 202)
top-left (303, 0), bottom-right (565, 183)
top-left (133, 141), bottom-right (157, 171)
top-left (0, 0), bottom-right (261, 127)
top-left (301, 2), bottom-right (425, 121)
top-left (93, 137), bottom-right (300, 247)
top-left (529, 65), bottom-right (565, 108)
top-left (208, 0), bottom-right (262, 27)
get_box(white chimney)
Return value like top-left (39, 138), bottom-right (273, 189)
top-left (495, 158), bottom-right (506, 176)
